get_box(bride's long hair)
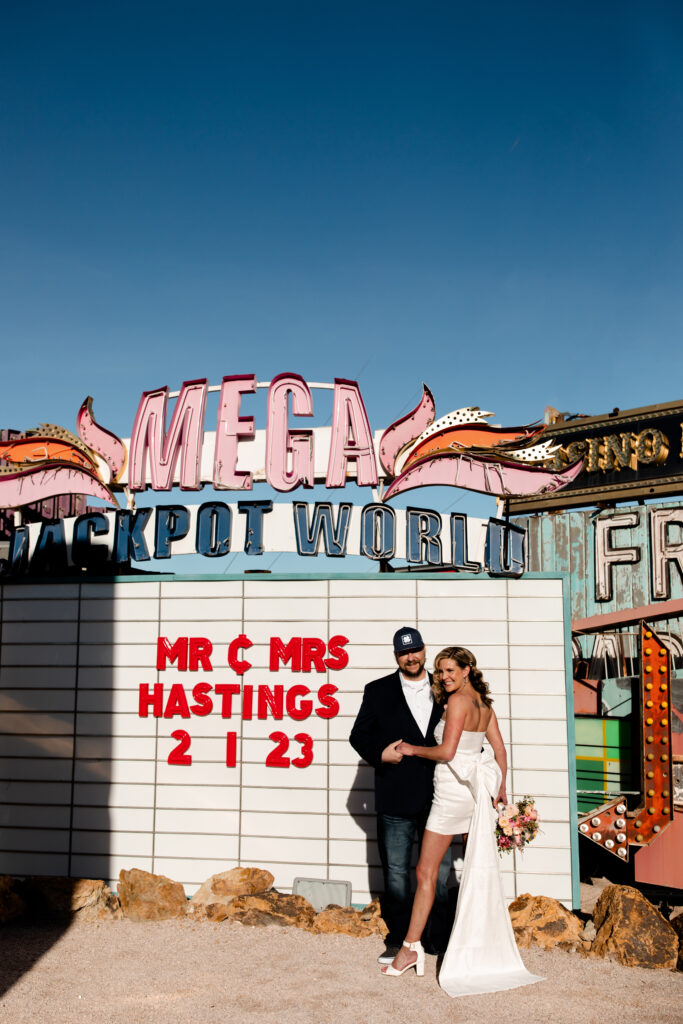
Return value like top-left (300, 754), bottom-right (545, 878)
top-left (431, 646), bottom-right (493, 707)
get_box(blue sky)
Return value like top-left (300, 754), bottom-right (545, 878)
top-left (2, 2), bottom-right (683, 564)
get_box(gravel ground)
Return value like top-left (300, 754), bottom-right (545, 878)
top-left (1, 920), bottom-right (681, 1024)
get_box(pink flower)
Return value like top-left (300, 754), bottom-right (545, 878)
top-left (530, 810), bottom-right (538, 820)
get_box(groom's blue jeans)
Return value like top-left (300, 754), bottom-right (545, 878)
top-left (377, 810), bottom-right (451, 952)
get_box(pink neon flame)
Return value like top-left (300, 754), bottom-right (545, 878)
top-left (378, 384), bottom-right (435, 476)
top-left (77, 397), bottom-right (127, 482)
top-left (382, 452), bottom-right (584, 501)
top-left (0, 464), bottom-right (117, 508)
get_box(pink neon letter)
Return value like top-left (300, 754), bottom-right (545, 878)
top-left (129, 379), bottom-right (207, 491)
top-left (326, 379), bottom-right (378, 488)
top-left (265, 373), bottom-right (314, 491)
top-left (214, 374), bottom-right (256, 490)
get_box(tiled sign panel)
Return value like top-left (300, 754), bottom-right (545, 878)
top-left (0, 576), bottom-right (576, 907)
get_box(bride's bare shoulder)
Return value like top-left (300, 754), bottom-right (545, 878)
top-left (445, 691), bottom-right (469, 714)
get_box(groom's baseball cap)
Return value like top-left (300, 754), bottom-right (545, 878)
top-left (393, 627), bottom-right (425, 653)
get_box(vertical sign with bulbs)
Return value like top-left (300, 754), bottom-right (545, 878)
top-left (577, 621), bottom-right (674, 859)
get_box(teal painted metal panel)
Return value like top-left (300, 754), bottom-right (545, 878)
top-left (517, 501), bottom-right (683, 620)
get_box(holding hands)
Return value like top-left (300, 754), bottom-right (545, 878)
top-left (381, 739), bottom-right (417, 762)
top-left (395, 741), bottom-right (416, 757)
top-left (381, 739), bottom-right (404, 763)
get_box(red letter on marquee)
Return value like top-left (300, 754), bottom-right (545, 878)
top-left (258, 685), bottom-right (285, 719)
top-left (315, 683), bottom-right (340, 719)
top-left (285, 685), bottom-right (313, 720)
top-left (302, 638), bottom-right (327, 672)
top-left (269, 637), bottom-right (302, 671)
top-left (163, 683), bottom-right (191, 718)
top-left (214, 683), bottom-right (241, 718)
top-left (157, 636), bottom-right (188, 671)
top-left (324, 635), bottom-right (349, 670)
top-left (139, 683), bottom-right (163, 717)
top-left (228, 634), bottom-right (253, 675)
top-left (189, 637), bottom-right (213, 671)
top-left (190, 682), bottom-right (213, 716)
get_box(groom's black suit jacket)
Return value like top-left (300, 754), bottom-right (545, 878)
top-left (349, 670), bottom-right (443, 817)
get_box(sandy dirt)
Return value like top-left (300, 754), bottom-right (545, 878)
top-left (0, 920), bottom-right (681, 1024)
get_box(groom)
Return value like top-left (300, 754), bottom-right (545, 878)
top-left (349, 626), bottom-right (451, 964)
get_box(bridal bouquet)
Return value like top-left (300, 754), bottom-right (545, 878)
top-left (495, 796), bottom-right (539, 854)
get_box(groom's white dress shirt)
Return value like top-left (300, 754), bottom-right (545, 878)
top-left (399, 672), bottom-right (433, 737)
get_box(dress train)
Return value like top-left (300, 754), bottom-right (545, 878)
top-left (434, 733), bottom-right (544, 997)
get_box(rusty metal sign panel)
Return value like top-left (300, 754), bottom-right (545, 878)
top-left (507, 400), bottom-right (683, 514)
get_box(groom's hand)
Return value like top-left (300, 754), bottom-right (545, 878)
top-left (395, 741), bottom-right (415, 756)
top-left (381, 739), bottom-right (404, 763)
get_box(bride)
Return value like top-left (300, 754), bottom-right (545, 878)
top-left (381, 646), bottom-right (543, 997)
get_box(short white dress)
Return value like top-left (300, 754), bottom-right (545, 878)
top-left (425, 723), bottom-right (486, 835)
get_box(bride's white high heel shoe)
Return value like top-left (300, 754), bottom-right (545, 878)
top-left (381, 940), bottom-right (425, 977)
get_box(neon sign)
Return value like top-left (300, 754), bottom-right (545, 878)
top-left (8, 500), bottom-right (526, 576)
top-left (0, 375), bottom-right (583, 513)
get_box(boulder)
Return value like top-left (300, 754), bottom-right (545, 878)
top-left (358, 898), bottom-right (388, 939)
top-left (508, 893), bottom-right (585, 951)
top-left (71, 879), bottom-right (122, 921)
top-left (118, 869), bottom-right (187, 921)
top-left (311, 900), bottom-right (387, 938)
top-left (189, 867), bottom-right (274, 918)
top-left (670, 912), bottom-right (683, 971)
top-left (591, 885), bottom-right (678, 969)
top-left (580, 877), bottom-right (612, 916)
top-left (12, 877), bottom-right (120, 922)
top-left (0, 875), bottom-right (25, 924)
top-left (221, 890), bottom-right (316, 930)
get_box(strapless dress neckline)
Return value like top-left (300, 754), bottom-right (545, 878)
top-left (437, 723), bottom-right (486, 734)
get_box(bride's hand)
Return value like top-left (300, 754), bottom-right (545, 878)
top-left (495, 787), bottom-right (507, 807)
top-left (395, 741), bottom-right (415, 756)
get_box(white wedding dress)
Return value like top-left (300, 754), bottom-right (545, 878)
top-left (426, 722), bottom-right (544, 997)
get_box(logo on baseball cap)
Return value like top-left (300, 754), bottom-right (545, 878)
top-left (393, 627), bottom-right (425, 654)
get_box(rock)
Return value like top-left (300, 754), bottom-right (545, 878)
top-left (222, 890), bottom-right (316, 930)
top-left (13, 877), bottom-right (120, 922)
top-left (508, 893), bottom-right (585, 951)
top-left (0, 875), bottom-right (26, 924)
top-left (17, 876), bottom-right (74, 920)
top-left (591, 885), bottom-right (678, 969)
top-left (118, 869), bottom-right (187, 921)
top-left (358, 898), bottom-right (388, 939)
top-left (310, 900), bottom-right (387, 937)
top-left (580, 919), bottom-right (596, 943)
top-left (670, 912), bottom-right (683, 970)
top-left (71, 879), bottom-right (122, 921)
top-left (189, 867), bottom-right (274, 918)
top-left (580, 877), bottom-right (612, 916)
